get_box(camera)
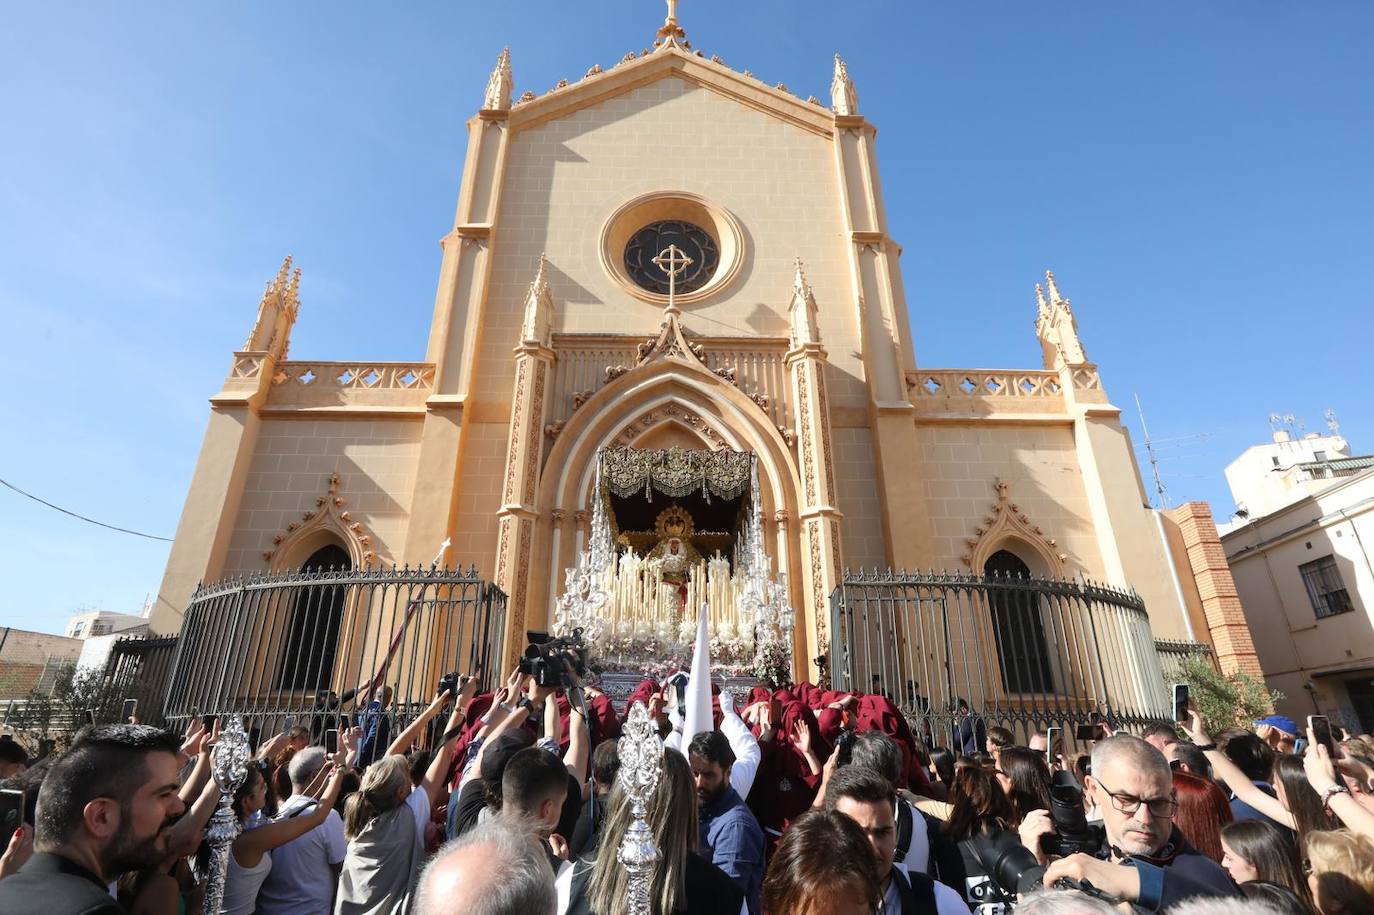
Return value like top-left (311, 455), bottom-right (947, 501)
top-left (1040, 770), bottom-right (1106, 857)
top-left (437, 671), bottom-right (462, 697)
top-left (970, 829), bottom-right (1046, 902)
top-left (971, 772), bottom-right (1106, 906)
top-left (518, 629), bottom-right (589, 688)
top-left (835, 727), bottom-right (858, 766)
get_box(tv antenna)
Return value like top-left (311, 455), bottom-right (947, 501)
top-left (1134, 392), bottom-right (1169, 508)
top-left (1325, 408), bottom-right (1340, 436)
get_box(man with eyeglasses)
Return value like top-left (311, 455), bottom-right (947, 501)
top-left (1027, 735), bottom-right (1238, 911)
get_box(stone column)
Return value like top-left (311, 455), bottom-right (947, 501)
top-left (829, 58), bottom-right (934, 568)
top-left (546, 508), bottom-right (571, 613)
top-left (406, 55), bottom-right (516, 568)
top-left (153, 261), bottom-right (299, 633)
top-left (785, 269), bottom-right (845, 672)
top-left (494, 258), bottom-right (557, 655)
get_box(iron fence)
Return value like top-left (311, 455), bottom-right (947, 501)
top-left (164, 565), bottom-right (506, 739)
top-left (1154, 639), bottom-right (1215, 684)
top-left (830, 570), bottom-right (1171, 749)
top-left (0, 636), bottom-right (179, 744)
top-left (100, 635), bottom-right (180, 727)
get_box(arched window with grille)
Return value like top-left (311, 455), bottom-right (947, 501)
top-left (277, 544), bottom-right (350, 690)
top-left (984, 549), bottom-right (1054, 694)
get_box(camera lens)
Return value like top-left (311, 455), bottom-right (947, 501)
top-left (971, 829), bottom-right (1045, 898)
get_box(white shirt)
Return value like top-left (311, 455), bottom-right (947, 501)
top-left (665, 700), bottom-right (762, 801)
top-left (882, 868), bottom-right (970, 915)
top-left (256, 794), bottom-right (348, 915)
top-left (897, 799), bottom-right (931, 876)
top-left (222, 844), bottom-right (273, 915)
top-left (718, 701), bottom-right (761, 801)
top-left (405, 786), bottom-right (431, 841)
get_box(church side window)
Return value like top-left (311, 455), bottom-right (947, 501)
top-left (623, 220), bottom-right (719, 294)
top-left (1300, 555), bottom-right (1354, 619)
top-left (277, 544), bottom-right (350, 690)
top-left (984, 550), bottom-right (1055, 694)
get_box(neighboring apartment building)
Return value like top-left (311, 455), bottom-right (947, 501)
top-left (64, 607), bottom-right (151, 640)
top-left (1221, 428), bottom-right (1374, 731)
top-left (0, 628), bottom-right (83, 698)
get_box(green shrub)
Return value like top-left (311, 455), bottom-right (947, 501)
top-left (1172, 653), bottom-right (1282, 736)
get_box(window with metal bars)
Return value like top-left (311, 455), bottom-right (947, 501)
top-left (1299, 554), bottom-right (1355, 619)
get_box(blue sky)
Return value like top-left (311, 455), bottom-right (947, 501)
top-left (1, 2), bottom-right (1370, 635)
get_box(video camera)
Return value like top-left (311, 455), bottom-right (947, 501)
top-left (1040, 770), bottom-right (1105, 857)
top-left (518, 629), bottom-right (589, 689)
top-left (970, 771), bottom-right (1106, 905)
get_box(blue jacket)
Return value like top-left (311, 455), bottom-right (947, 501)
top-left (1108, 827), bottom-right (1240, 911)
top-left (699, 786), bottom-right (765, 915)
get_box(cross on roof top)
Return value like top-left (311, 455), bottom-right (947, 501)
top-left (651, 244), bottom-right (693, 278)
top-left (651, 244), bottom-right (693, 317)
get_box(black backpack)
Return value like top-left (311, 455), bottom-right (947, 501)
top-left (895, 800), bottom-right (941, 874)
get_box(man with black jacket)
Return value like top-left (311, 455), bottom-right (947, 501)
top-left (824, 767), bottom-right (969, 915)
top-left (1033, 735), bottom-right (1239, 911)
top-left (0, 725), bottom-right (186, 915)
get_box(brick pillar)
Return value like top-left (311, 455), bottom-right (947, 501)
top-left (1168, 501), bottom-right (1263, 676)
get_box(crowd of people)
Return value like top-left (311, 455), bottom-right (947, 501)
top-left (2, 667), bottom-right (1374, 915)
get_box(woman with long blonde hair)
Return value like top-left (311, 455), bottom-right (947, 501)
top-left (558, 749), bottom-right (744, 915)
top-left (335, 682), bottom-right (475, 915)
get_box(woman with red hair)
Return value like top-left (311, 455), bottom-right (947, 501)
top-left (1172, 770), bottom-right (1234, 862)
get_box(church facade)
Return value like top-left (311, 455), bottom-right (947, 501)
top-left (152, 9), bottom-right (1251, 687)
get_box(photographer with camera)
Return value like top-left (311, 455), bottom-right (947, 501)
top-left (1017, 735), bottom-right (1238, 911)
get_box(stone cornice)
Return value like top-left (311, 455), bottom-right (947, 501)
top-left (506, 48), bottom-right (834, 138)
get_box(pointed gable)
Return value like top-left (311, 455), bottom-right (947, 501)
top-left (504, 47), bottom-right (835, 139)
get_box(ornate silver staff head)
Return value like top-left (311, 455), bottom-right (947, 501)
top-left (617, 701), bottom-right (663, 915)
top-left (202, 715), bottom-right (251, 915)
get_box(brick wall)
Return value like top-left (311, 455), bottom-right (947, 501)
top-left (1168, 501), bottom-right (1262, 676)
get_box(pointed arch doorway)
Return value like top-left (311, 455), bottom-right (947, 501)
top-left (277, 543), bottom-right (351, 690)
top-left (984, 549), bottom-right (1054, 694)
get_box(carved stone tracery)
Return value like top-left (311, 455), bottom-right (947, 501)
top-left (261, 472), bottom-right (377, 568)
top-left (960, 479), bottom-right (1068, 573)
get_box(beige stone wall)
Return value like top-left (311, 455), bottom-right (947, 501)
top-left (448, 419), bottom-right (509, 577)
top-left (222, 417), bottom-right (424, 574)
top-left (473, 75), bottom-right (862, 411)
top-left (831, 424), bottom-right (887, 567)
top-left (917, 422), bottom-right (1104, 573)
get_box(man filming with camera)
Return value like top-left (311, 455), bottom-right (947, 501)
top-left (1018, 734), bottom-right (1237, 911)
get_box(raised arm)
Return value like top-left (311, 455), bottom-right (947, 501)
top-left (386, 690), bottom-right (452, 757)
top-left (474, 668), bottom-right (525, 741)
top-left (1305, 729), bottom-right (1374, 840)
top-left (565, 699), bottom-right (589, 788)
top-left (543, 691), bottom-right (562, 747)
top-left (792, 720), bottom-right (822, 777)
top-left (177, 722), bottom-right (215, 804)
top-left (719, 690), bottom-right (761, 800)
top-left (473, 682), bottom-right (534, 772)
top-left (421, 679), bottom-right (478, 807)
top-left (161, 770), bottom-right (224, 861)
top-left (1184, 710), bottom-right (1294, 828)
top-left (235, 765), bottom-right (346, 860)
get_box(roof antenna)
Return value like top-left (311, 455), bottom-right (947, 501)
top-left (1325, 407), bottom-right (1341, 436)
top-left (1134, 392), bottom-right (1169, 508)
